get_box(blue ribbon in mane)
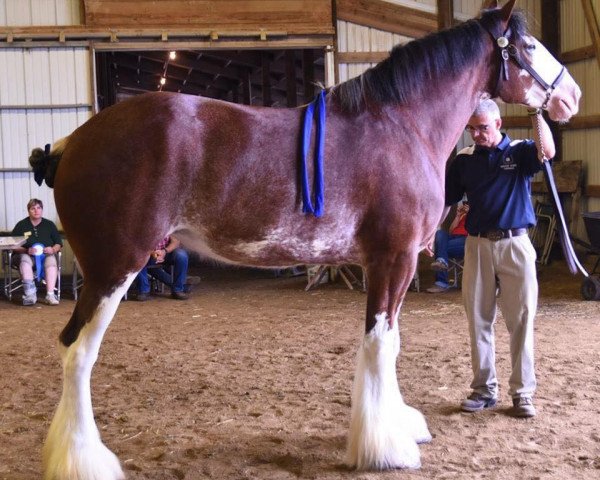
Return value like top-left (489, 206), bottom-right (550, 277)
top-left (300, 90), bottom-right (326, 217)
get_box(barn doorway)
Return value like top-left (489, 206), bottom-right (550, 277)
top-left (95, 48), bottom-right (326, 110)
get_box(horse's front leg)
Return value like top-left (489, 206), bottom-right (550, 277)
top-left (43, 275), bottom-right (136, 480)
top-left (346, 251), bottom-right (432, 470)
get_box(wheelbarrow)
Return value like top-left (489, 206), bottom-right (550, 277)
top-left (580, 212), bottom-right (600, 300)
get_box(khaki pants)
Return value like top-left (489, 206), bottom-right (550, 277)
top-left (462, 234), bottom-right (538, 399)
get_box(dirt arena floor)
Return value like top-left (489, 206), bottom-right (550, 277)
top-left (1, 257), bottom-right (599, 480)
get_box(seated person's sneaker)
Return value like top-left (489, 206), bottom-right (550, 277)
top-left (510, 396), bottom-right (536, 418)
top-left (460, 392), bottom-right (498, 412)
top-left (430, 258), bottom-right (449, 271)
top-left (171, 291), bottom-right (188, 300)
top-left (22, 292), bottom-right (37, 306)
top-left (136, 292), bottom-right (150, 302)
top-left (426, 282), bottom-right (450, 294)
top-left (45, 293), bottom-right (59, 305)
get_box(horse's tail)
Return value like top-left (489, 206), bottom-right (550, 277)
top-left (29, 136), bottom-right (70, 188)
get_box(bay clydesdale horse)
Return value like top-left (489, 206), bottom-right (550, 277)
top-left (29, 1), bottom-right (580, 478)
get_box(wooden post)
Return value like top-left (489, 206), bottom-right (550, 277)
top-left (541, 0), bottom-right (562, 162)
top-left (285, 50), bottom-right (298, 107)
top-left (241, 68), bottom-right (251, 105)
top-left (437, 0), bottom-right (453, 30)
top-left (261, 51), bottom-right (272, 107)
top-left (303, 49), bottom-right (315, 103)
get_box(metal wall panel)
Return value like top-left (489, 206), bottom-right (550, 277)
top-left (0, 0), bottom-right (81, 26)
top-left (561, 0), bottom-right (590, 51)
top-left (337, 20), bottom-right (411, 82)
top-left (560, 0), bottom-right (600, 237)
top-left (0, 46), bottom-right (92, 255)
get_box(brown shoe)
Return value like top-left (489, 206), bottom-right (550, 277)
top-left (171, 291), bottom-right (188, 300)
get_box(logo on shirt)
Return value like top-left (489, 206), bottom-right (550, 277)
top-left (500, 155), bottom-right (516, 171)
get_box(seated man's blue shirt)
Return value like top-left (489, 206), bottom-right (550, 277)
top-left (445, 134), bottom-right (544, 235)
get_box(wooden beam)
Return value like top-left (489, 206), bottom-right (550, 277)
top-left (82, 0), bottom-right (334, 35)
top-left (500, 114), bottom-right (600, 132)
top-left (0, 26), bottom-right (334, 47)
top-left (336, 51), bottom-right (389, 63)
top-left (586, 185), bottom-right (600, 197)
top-left (580, 0), bottom-right (600, 68)
top-left (336, 0), bottom-right (437, 38)
top-left (560, 44), bottom-right (596, 63)
top-left (501, 116), bottom-right (532, 128)
top-left (541, 0), bottom-right (560, 56)
top-left (437, 0), bottom-right (454, 30)
top-left (559, 114), bottom-right (600, 130)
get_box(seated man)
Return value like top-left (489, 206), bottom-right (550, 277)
top-left (11, 198), bottom-right (62, 305)
top-left (426, 201), bottom-right (469, 293)
top-left (136, 235), bottom-right (189, 301)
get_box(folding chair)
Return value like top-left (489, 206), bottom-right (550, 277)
top-left (145, 263), bottom-right (175, 293)
top-left (529, 202), bottom-right (556, 265)
top-left (72, 258), bottom-right (83, 300)
top-left (3, 249), bottom-right (62, 301)
top-left (447, 257), bottom-right (464, 289)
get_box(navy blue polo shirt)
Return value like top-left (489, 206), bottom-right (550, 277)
top-left (445, 134), bottom-right (544, 235)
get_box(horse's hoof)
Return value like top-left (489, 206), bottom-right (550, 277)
top-left (401, 404), bottom-right (432, 444)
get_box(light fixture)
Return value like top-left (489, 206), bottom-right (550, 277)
top-left (169, 51), bottom-right (176, 60)
top-left (160, 77), bottom-right (166, 85)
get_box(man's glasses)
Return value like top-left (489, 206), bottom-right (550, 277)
top-left (465, 124), bottom-right (490, 134)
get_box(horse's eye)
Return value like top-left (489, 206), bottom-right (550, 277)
top-left (525, 43), bottom-right (536, 52)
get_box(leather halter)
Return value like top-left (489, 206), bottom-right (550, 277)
top-left (479, 19), bottom-right (566, 108)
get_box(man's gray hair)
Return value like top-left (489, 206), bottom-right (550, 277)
top-left (472, 99), bottom-right (501, 118)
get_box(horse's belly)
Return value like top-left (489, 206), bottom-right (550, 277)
top-left (174, 223), bottom-right (361, 267)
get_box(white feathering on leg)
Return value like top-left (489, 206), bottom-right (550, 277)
top-left (346, 312), bottom-right (431, 470)
top-left (43, 274), bottom-right (136, 480)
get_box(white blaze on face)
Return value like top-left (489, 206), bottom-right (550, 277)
top-left (521, 36), bottom-right (563, 105)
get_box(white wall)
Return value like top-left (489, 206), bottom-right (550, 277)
top-left (0, 47), bottom-right (92, 231)
top-left (0, 0), bottom-right (81, 26)
top-left (1, 0), bottom-right (90, 277)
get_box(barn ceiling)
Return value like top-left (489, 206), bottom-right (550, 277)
top-left (97, 48), bottom-right (325, 109)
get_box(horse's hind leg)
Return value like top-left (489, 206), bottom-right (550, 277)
top-left (43, 273), bottom-right (137, 480)
top-left (346, 251), bottom-right (432, 470)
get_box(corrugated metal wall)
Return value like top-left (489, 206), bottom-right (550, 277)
top-left (0, 0), bottom-right (81, 26)
top-left (1, 0), bottom-right (90, 275)
top-left (561, 0), bottom-right (600, 215)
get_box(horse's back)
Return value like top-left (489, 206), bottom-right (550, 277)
top-left (54, 93), bottom-right (363, 273)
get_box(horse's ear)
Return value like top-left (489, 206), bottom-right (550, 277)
top-left (499, 0), bottom-right (517, 25)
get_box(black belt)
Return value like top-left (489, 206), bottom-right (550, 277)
top-left (474, 228), bottom-right (528, 241)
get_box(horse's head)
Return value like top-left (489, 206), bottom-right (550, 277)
top-left (481, 0), bottom-right (581, 123)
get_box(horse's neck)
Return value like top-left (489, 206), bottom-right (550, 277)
top-left (405, 56), bottom-right (494, 160)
